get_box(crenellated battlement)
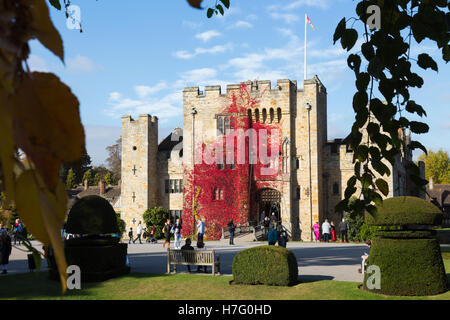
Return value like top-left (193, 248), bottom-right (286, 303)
top-left (183, 79), bottom-right (305, 99)
top-left (121, 114), bottom-right (158, 126)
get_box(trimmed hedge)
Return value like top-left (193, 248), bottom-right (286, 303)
top-left (374, 230), bottom-right (436, 239)
top-left (232, 245), bottom-right (298, 286)
top-left (50, 243), bottom-right (130, 282)
top-left (363, 238), bottom-right (447, 296)
top-left (365, 196), bottom-right (443, 226)
top-left (66, 195), bottom-right (119, 234)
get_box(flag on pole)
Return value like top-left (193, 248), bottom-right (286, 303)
top-left (306, 14), bottom-right (315, 31)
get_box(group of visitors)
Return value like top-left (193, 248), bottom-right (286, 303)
top-left (268, 225), bottom-right (289, 247)
top-left (313, 218), bottom-right (349, 243)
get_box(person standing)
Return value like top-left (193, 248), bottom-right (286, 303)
top-left (339, 218), bottom-right (349, 243)
top-left (162, 219), bottom-right (172, 249)
top-left (227, 220), bottom-right (235, 245)
top-left (260, 211), bottom-right (266, 225)
top-left (197, 218), bottom-right (205, 243)
top-left (13, 219), bottom-right (23, 245)
top-left (128, 227), bottom-right (133, 244)
top-left (174, 218), bottom-right (182, 249)
top-left (321, 219), bottom-right (331, 243)
top-left (331, 221), bottom-right (336, 242)
top-left (277, 226), bottom-right (288, 248)
top-left (133, 221), bottom-right (143, 244)
top-left (313, 221), bottom-right (320, 242)
top-left (268, 225), bottom-right (278, 245)
top-left (0, 230), bottom-right (12, 274)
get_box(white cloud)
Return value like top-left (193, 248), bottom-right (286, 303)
top-left (195, 30), bottom-right (222, 42)
top-left (269, 12), bottom-right (299, 24)
top-left (230, 20), bottom-right (253, 29)
top-left (66, 54), bottom-right (99, 72)
top-left (173, 43), bottom-right (233, 59)
top-left (134, 81), bottom-right (168, 98)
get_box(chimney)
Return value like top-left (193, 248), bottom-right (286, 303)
top-left (84, 179), bottom-right (88, 191)
top-left (99, 179), bottom-right (105, 195)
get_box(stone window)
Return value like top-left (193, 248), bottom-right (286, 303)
top-left (277, 108), bottom-right (282, 122)
top-left (132, 146), bottom-right (137, 151)
top-left (296, 187), bottom-right (301, 200)
top-left (217, 115), bottom-right (232, 135)
top-left (165, 179), bottom-right (183, 193)
top-left (170, 210), bottom-right (183, 220)
top-left (269, 108), bottom-right (274, 123)
top-left (262, 108), bottom-right (267, 123)
top-left (255, 109), bottom-right (260, 122)
top-left (333, 183), bottom-right (339, 195)
top-left (214, 187), bottom-right (224, 200)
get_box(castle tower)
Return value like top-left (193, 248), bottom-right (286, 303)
top-left (121, 114), bottom-right (158, 229)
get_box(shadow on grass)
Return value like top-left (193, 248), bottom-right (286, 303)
top-left (0, 271), bottom-right (171, 300)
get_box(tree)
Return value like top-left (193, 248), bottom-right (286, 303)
top-left (116, 213), bottom-right (126, 239)
top-left (418, 149), bottom-right (450, 184)
top-left (105, 137), bottom-right (121, 184)
top-left (65, 168), bottom-right (77, 190)
top-left (142, 207), bottom-right (169, 239)
top-left (59, 148), bottom-right (92, 185)
top-left (93, 173), bottom-right (100, 186)
top-left (82, 170), bottom-right (92, 186)
top-left (335, 0), bottom-right (449, 217)
top-left (104, 172), bottom-right (112, 186)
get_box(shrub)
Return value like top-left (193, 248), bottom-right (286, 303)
top-left (232, 245), bottom-right (298, 286)
top-left (359, 223), bottom-right (377, 242)
top-left (363, 238), bottom-right (447, 296)
top-left (66, 195), bottom-right (119, 235)
top-left (365, 196), bottom-right (443, 226)
top-left (143, 206), bottom-right (169, 239)
top-left (344, 211), bottom-right (364, 242)
top-left (116, 213), bottom-right (126, 238)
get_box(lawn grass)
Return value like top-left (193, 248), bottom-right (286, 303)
top-left (0, 258), bottom-right (449, 300)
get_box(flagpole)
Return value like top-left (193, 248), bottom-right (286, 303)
top-left (304, 13), bottom-right (307, 81)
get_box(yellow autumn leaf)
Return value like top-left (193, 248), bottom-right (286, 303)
top-left (15, 170), bottom-right (68, 292)
top-left (11, 72), bottom-right (85, 190)
top-left (29, 0), bottom-right (64, 62)
top-left (0, 93), bottom-right (15, 203)
top-left (187, 0), bottom-right (203, 9)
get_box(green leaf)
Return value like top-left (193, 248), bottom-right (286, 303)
top-left (357, 145), bottom-right (369, 162)
top-left (49, 0), bottom-right (61, 10)
top-left (347, 54), bottom-right (361, 74)
top-left (405, 101), bottom-right (427, 117)
top-left (207, 8), bottom-right (214, 18)
top-left (341, 28), bottom-right (358, 51)
top-left (417, 53), bottom-right (438, 72)
top-left (355, 72), bottom-right (370, 92)
top-left (409, 121), bottom-right (429, 134)
top-left (361, 173), bottom-right (373, 189)
top-left (408, 140), bottom-right (427, 155)
top-left (219, 0), bottom-right (230, 9)
top-left (375, 178), bottom-right (389, 196)
top-left (333, 18), bottom-right (346, 44)
top-left (353, 91), bottom-right (368, 112)
top-left (216, 4), bottom-right (224, 15)
top-left (366, 204), bottom-right (378, 217)
top-left (361, 42), bottom-right (375, 61)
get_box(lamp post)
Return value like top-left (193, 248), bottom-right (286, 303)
top-left (191, 106), bottom-right (197, 237)
top-left (305, 102), bottom-right (313, 241)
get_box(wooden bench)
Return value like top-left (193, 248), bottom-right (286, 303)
top-left (167, 249), bottom-right (221, 276)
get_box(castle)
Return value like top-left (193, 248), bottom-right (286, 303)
top-left (120, 76), bottom-right (419, 241)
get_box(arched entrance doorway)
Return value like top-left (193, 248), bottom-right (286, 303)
top-left (256, 188), bottom-right (281, 223)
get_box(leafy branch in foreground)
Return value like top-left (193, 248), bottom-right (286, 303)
top-left (334, 0), bottom-right (449, 217)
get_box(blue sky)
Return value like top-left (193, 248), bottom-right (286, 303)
top-left (29, 0), bottom-right (449, 165)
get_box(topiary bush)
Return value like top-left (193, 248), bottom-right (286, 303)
top-left (143, 206), bottom-right (168, 239)
top-left (363, 238), bottom-right (447, 296)
top-left (50, 195), bottom-right (129, 282)
top-left (66, 195), bottom-right (119, 235)
top-left (362, 196), bottom-right (447, 296)
top-left (232, 245), bottom-right (298, 286)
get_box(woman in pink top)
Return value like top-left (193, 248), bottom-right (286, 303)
top-left (313, 222), bottom-right (320, 242)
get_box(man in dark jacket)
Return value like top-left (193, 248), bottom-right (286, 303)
top-left (181, 238), bottom-right (194, 272)
top-left (227, 220), bottom-right (235, 245)
top-left (339, 218), bottom-right (349, 243)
